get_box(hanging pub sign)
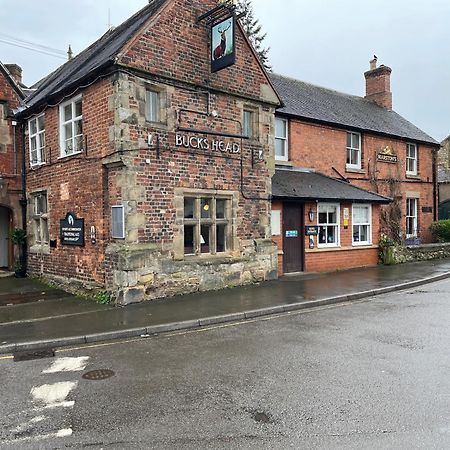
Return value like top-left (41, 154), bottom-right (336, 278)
top-left (60, 212), bottom-right (85, 247)
top-left (211, 15), bottom-right (235, 73)
top-left (377, 146), bottom-right (398, 164)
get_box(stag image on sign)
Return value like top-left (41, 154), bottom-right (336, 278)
top-left (60, 212), bottom-right (85, 246)
top-left (211, 16), bottom-right (235, 73)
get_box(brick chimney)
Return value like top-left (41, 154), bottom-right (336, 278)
top-left (364, 57), bottom-right (392, 110)
top-left (5, 64), bottom-right (23, 85)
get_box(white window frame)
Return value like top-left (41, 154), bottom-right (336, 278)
top-left (406, 198), bottom-right (418, 238)
top-left (146, 89), bottom-right (160, 123)
top-left (275, 117), bottom-right (288, 161)
top-left (111, 205), bottom-right (125, 239)
top-left (28, 114), bottom-right (45, 166)
top-left (406, 143), bottom-right (418, 176)
top-left (32, 191), bottom-right (49, 245)
top-left (346, 131), bottom-right (361, 169)
top-left (352, 204), bottom-right (372, 246)
top-left (59, 95), bottom-right (83, 157)
top-left (317, 203), bottom-right (340, 248)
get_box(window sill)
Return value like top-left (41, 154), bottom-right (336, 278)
top-left (345, 166), bottom-right (365, 174)
top-left (406, 174), bottom-right (420, 180)
top-left (352, 241), bottom-right (373, 247)
top-left (29, 244), bottom-right (51, 255)
top-left (30, 162), bottom-right (46, 169)
top-left (146, 121), bottom-right (168, 130)
top-left (307, 244), bottom-right (378, 253)
top-left (58, 150), bottom-right (83, 160)
top-left (275, 160), bottom-right (292, 167)
top-left (181, 254), bottom-right (242, 265)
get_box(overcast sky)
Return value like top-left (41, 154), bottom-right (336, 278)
top-left (1, 0), bottom-right (448, 141)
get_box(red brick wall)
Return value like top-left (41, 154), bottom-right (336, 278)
top-left (286, 118), bottom-right (436, 242)
top-left (26, 78), bottom-right (114, 284)
top-left (272, 200), bottom-right (381, 275)
top-left (119, 0), bottom-right (274, 103)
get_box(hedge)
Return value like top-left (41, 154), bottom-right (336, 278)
top-left (430, 220), bottom-right (450, 243)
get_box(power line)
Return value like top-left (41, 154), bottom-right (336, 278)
top-left (0, 38), bottom-right (66, 59)
top-left (0, 31), bottom-right (66, 55)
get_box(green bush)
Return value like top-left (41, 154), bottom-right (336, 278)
top-left (430, 220), bottom-right (450, 243)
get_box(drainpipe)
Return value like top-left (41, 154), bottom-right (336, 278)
top-left (19, 121), bottom-right (27, 274)
top-left (432, 146), bottom-right (438, 222)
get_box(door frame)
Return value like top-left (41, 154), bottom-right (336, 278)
top-left (282, 201), bottom-right (305, 273)
top-left (0, 205), bottom-right (13, 269)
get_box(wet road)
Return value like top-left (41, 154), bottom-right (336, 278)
top-left (2, 278), bottom-right (450, 449)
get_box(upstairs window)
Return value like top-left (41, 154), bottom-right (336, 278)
top-left (406, 143), bottom-right (418, 176)
top-left (243, 109), bottom-right (254, 139)
top-left (146, 90), bottom-right (160, 123)
top-left (60, 96), bottom-right (83, 157)
top-left (352, 204), bottom-right (372, 245)
top-left (32, 191), bottom-right (49, 245)
top-left (275, 117), bottom-right (288, 161)
top-left (318, 203), bottom-right (340, 247)
top-left (346, 132), bottom-right (361, 169)
top-left (183, 196), bottom-right (231, 256)
top-left (28, 114), bottom-right (45, 166)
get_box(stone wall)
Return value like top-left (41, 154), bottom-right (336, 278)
top-left (106, 238), bottom-right (277, 305)
top-left (388, 242), bottom-right (450, 264)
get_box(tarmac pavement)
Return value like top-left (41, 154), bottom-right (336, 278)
top-left (1, 259), bottom-right (450, 355)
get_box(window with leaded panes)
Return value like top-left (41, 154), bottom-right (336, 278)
top-left (183, 196), bottom-right (231, 256)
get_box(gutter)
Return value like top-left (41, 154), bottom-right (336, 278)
top-left (20, 122), bottom-right (27, 274)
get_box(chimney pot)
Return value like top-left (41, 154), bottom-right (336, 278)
top-left (4, 63), bottom-right (22, 85)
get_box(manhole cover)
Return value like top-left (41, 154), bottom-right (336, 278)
top-left (14, 348), bottom-right (55, 362)
top-left (82, 369), bottom-right (115, 380)
top-left (252, 411), bottom-right (271, 423)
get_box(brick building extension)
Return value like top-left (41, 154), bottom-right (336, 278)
top-left (270, 58), bottom-right (439, 274)
top-left (0, 63), bottom-right (26, 270)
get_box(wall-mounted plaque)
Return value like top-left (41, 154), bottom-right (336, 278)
top-left (60, 212), bottom-right (85, 247)
top-left (285, 230), bottom-right (299, 238)
top-left (422, 206), bottom-right (433, 214)
top-left (377, 146), bottom-right (398, 164)
top-left (305, 226), bottom-right (319, 236)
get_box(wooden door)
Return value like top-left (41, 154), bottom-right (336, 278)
top-left (283, 203), bottom-right (304, 273)
top-left (0, 208), bottom-right (9, 268)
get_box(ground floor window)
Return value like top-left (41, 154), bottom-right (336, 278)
top-left (352, 204), bottom-right (372, 245)
top-left (32, 191), bottom-right (49, 245)
top-left (184, 196), bottom-right (231, 255)
top-left (318, 203), bottom-right (339, 247)
top-left (406, 198), bottom-right (418, 237)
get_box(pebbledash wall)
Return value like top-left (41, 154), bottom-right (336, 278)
top-left (22, 0), bottom-right (281, 304)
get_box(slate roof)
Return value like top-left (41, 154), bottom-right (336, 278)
top-left (272, 169), bottom-right (392, 204)
top-left (270, 73), bottom-right (438, 146)
top-left (20, 0), bottom-right (168, 113)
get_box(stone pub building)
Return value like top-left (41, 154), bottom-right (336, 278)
top-left (15, 0), bottom-right (281, 303)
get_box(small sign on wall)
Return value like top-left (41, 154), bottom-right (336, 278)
top-left (305, 226), bottom-right (319, 236)
top-left (60, 212), bottom-right (85, 247)
top-left (285, 230), bottom-right (299, 238)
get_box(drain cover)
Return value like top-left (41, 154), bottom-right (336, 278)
top-left (82, 369), bottom-right (115, 380)
top-left (13, 348), bottom-right (55, 362)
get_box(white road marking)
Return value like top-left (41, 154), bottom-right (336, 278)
top-left (30, 416), bottom-right (46, 423)
top-left (42, 356), bottom-right (89, 374)
top-left (56, 428), bottom-right (73, 437)
top-left (30, 381), bottom-right (77, 407)
top-left (3, 428), bottom-right (74, 444)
